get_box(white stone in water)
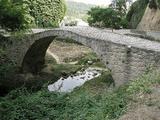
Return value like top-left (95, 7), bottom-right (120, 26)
top-left (127, 45), bottom-right (132, 48)
top-left (88, 61), bottom-right (93, 64)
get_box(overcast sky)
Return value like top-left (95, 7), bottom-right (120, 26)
top-left (67, 0), bottom-right (136, 6)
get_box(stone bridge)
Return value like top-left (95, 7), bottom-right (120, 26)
top-left (6, 27), bottom-right (160, 86)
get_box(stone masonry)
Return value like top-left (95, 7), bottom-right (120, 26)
top-left (5, 27), bottom-right (160, 86)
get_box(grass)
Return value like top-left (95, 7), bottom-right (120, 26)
top-left (0, 53), bottom-right (83, 96)
top-left (1, 69), bottom-right (160, 120)
top-left (1, 39), bottom-right (160, 120)
top-left (76, 52), bottom-right (106, 68)
top-left (127, 70), bottom-right (160, 94)
top-left (0, 71), bottom-right (128, 120)
top-left (0, 47), bottom-right (104, 95)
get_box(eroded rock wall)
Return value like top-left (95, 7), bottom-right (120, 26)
top-left (137, 3), bottom-right (160, 31)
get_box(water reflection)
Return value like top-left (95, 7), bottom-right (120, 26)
top-left (48, 68), bottom-right (102, 92)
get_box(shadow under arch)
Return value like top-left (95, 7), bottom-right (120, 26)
top-left (22, 36), bottom-right (57, 74)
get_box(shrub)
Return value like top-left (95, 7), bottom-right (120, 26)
top-left (0, 72), bottom-right (128, 120)
top-left (0, 0), bottom-right (66, 30)
top-left (25, 0), bottom-right (66, 27)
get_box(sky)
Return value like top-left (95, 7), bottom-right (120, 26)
top-left (67, 0), bottom-right (137, 6)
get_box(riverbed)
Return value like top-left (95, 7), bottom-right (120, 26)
top-left (48, 67), bottom-right (103, 92)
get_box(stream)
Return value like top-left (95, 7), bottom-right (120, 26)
top-left (48, 67), bottom-right (103, 92)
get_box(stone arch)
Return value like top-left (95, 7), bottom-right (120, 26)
top-left (20, 30), bottom-right (132, 86)
top-left (18, 27), bottom-right (160, 86)
top-left (22, 36), bottom-right (56, 74)
top-left (21, 32), bottom-right (108, 76)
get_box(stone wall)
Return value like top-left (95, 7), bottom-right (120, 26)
top-left (5, 27), bottom-right (160, 86)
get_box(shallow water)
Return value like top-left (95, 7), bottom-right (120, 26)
top-left (48, 68), bottom-right (102, 92)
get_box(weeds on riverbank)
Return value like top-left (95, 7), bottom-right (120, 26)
top-left (1, 70), bottom-right (160, 120)
top-left (0, 71), bottom-right (127, 120)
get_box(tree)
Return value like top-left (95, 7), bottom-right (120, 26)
top-left (87, 7), bottom-right (123, 29)
top-left (0, 0), bottom-right (32, 31)
top-left (0, 0), bottom-right (66, 31)
top-left (110, 0), bottom-right (128, 16)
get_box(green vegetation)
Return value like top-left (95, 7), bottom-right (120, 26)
top-left (1, 38), bottom-right (160, 120)
top-left (0, 0), bottom-right (31, 31)
top-left (26, 0), bottom-right (66, 27)
top-left (0, 45), bottom-right (104, 95)
top-left (87, 0), bottom-right (128, 29)
top-left (77, 52), bottom-right (106, 68)
top-left (114, 0), bottom-right (128, 16)
top-left (1, 69), bottom-right (160, 120)
top-left (0, 0), bottom-right (66, 31)
top-left (158, 0), bottom-right (160, 8)
top-left (87, 0), bottom-right (160, 29)
top-left (0, 56), bottom-right (82, 95)
top-left (0, 72), bottom-right (122, 120)
top-left (77, 52), bottom-right (99, 65)
top-left (0, 47), bottom-right (18, 95)
top-left (126, 0), bottom-right (149, 28)
top-left (127, 70), bottom-right (160, 94)
top-left (1, 1), bottom-right (160, 119)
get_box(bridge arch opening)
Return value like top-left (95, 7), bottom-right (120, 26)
top-left (22, 36), bottom-right (56, 74)
top-left (21, 35), bottom-right (112, 78)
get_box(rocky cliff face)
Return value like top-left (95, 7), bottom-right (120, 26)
top-left (137, 1), bottom-right (160, 31)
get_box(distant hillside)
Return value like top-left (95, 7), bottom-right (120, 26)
top-left (66, 1), bottom-right (95, 21)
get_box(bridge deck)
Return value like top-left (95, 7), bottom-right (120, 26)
top-left (32, 27), bottom-right (160, 52)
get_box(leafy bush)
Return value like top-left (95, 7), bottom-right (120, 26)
top-left (25, 0), bottom-right (66, 27)
top-left (1, 68), bottom-right (160, 120)
top-left (0, 72), bottom-right (128, 120)
top-left (0, 0), bottom-right (66, 30)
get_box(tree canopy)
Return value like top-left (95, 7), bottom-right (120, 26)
top-left (87, 0), bottom-right (129, 29)
top-left (25, 0), bottom-right (66, 27)
top-left (0, 0), bottom-right (66, 31)
top-left (0, 0), bottom-right (31, 31)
